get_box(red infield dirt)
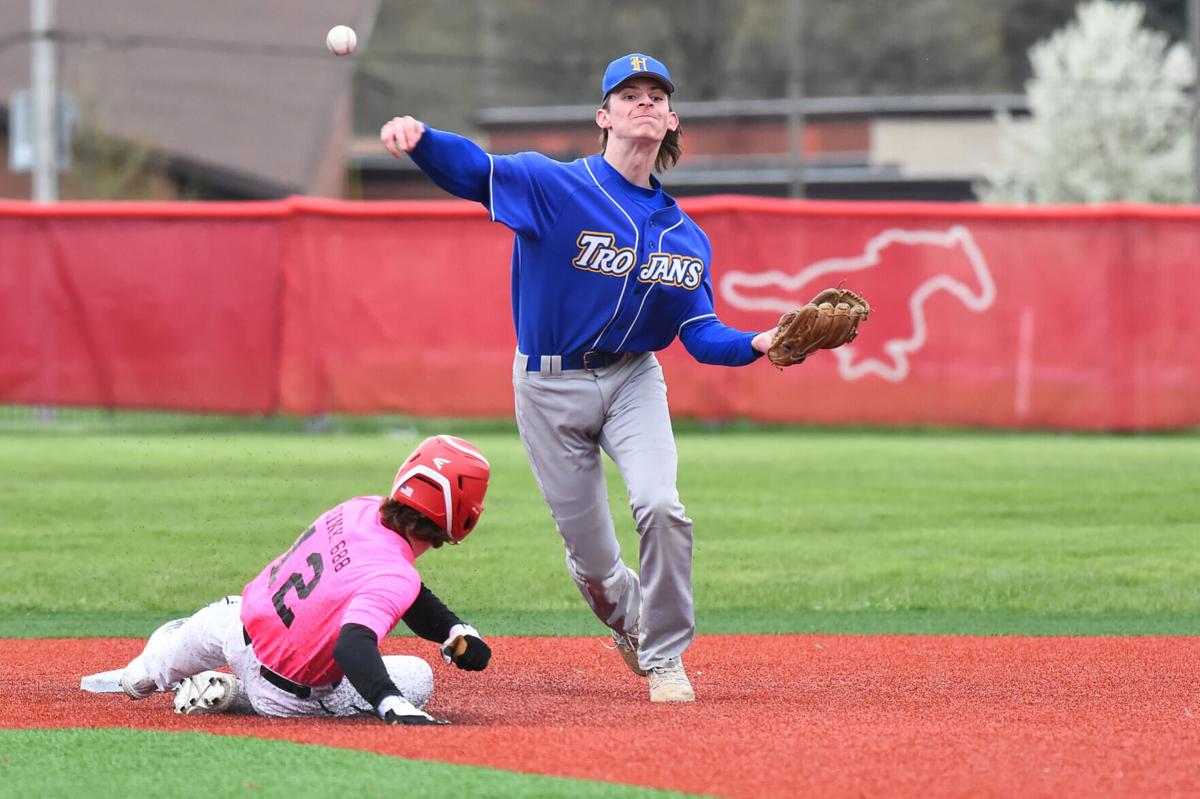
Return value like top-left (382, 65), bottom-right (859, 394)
top-left (3, 634), bottom-right (1198, 797)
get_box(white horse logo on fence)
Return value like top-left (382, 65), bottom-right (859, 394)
top-left (719, 225), bottom-right (996, 382)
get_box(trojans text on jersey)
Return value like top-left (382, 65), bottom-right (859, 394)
top-left (573, 231), bottom-right (703, 290)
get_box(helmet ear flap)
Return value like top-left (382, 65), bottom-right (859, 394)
top-left (448, 471), bottom-right (487, 544)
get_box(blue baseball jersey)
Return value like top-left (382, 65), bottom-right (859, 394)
top-left (409, 128), bottom-right (759, 366)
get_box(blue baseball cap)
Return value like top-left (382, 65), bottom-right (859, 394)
top-left (601, 53), bottom-right (675, 98)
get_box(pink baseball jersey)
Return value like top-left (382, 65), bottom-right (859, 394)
top-left (241, 496), bottom-right (425, 686)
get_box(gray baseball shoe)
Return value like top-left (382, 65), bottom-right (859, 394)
top-left (609, 629), bottom-right (648, 676)
top-left (173, 671), bottom-right (251, 715)
top-left (648, 660), bottom-right (695, 703)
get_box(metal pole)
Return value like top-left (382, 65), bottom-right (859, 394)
top-left (31, 0), bottom-right (58, 202)
top-left (477, 0), bottom-right (498, 110)
top-left (1190, 0), bottom-right (1200, 203)
top-left (785, 0), bottom-right (805, 199)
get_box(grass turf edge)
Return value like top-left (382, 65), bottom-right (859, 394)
top-left (0, 728), bottom-right (704, 799)
top-left (2, 609), bottom-right (1198, 638)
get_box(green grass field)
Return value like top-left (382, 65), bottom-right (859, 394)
top-left (3, 418), bottom-right (1198, 637)
top-left (0, 729), bottom-right (699, 799)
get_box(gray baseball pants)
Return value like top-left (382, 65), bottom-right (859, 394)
top-left (512, 351), bottom-right (694, 670)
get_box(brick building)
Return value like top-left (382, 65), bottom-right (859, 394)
top-left (351, 94), bottom-right (1027, 202)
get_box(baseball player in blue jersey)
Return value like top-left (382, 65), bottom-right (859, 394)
top-left (381, 53), bottom-right (778, 703)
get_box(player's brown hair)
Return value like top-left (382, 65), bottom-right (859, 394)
top-left (598, 94), bottom-right (682, 173)
top-left (379, 498), bottom-right (451, 548)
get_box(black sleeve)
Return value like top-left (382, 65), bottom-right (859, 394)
top-left (400, 583), bottom-right (462, 643)
top-left (333, 623), bottom-right (399, 709)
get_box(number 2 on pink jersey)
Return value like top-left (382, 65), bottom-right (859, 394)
top-left (271, 552), bottom-right (324, 627)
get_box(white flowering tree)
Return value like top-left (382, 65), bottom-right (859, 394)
top-left (978, 0), bottom-right (1195, 204)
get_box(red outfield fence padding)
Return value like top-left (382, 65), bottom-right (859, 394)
top-left (2, 196), bottom-right (1198, 429)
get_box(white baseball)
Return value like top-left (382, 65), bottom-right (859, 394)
top-left (326, 25), bottom-right (357, 56)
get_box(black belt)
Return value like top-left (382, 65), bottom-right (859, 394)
top-left (526, 351), bottom-right (630, 372)
top-left (259, 665), bottom-right (312, 699)
top-left (243, 626), bottom-right (314, 699)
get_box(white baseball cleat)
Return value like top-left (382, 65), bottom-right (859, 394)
top-left (119, 655), bottom-right (157, 700)
top-left (648, 661), bottom-right (695, 703)
top-left (173, 671), bottom-right (247, 715)
top-left (120, 617), bottom-right (189, 699)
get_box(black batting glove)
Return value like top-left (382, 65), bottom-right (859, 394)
top-left (441, 624), bottom-right (492, 671)
top-left (453, 635), bottom-right (491, 671)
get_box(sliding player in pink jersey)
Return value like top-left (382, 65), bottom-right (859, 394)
top-left (118, 435), bottom-right (492, 725)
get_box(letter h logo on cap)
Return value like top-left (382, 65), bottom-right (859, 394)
top-left (602, 52), bottom-right (676, 98)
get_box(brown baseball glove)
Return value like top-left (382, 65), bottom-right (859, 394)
top-left (767, 287), bottom-right (871, 368)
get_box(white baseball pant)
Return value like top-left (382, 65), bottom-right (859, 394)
top-left (136, 595), bottom-right (433, 717)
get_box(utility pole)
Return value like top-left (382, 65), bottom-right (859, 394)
top-left (1191, 0), bottom-right (1199, 203)
top-left (477, 0), bottom-right (499, 111)
top-left (31, 0), bottom-right (58, 202)
top-left (785, 0), bottom-right (806, 199)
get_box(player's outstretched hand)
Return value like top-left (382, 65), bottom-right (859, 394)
top-left (751, 328), bottom-right (775, 355)
top-left (383, 708), bottom-right (450, 726)
top-left (441, 624), bottom-right (492, 671)
top-left (378, 695), bottom-right (450, 726)
top-left (380, 116), bottom-right (425, 157)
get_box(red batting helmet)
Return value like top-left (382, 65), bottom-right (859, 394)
top-left (389, 435), bottom-right (490, 544)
